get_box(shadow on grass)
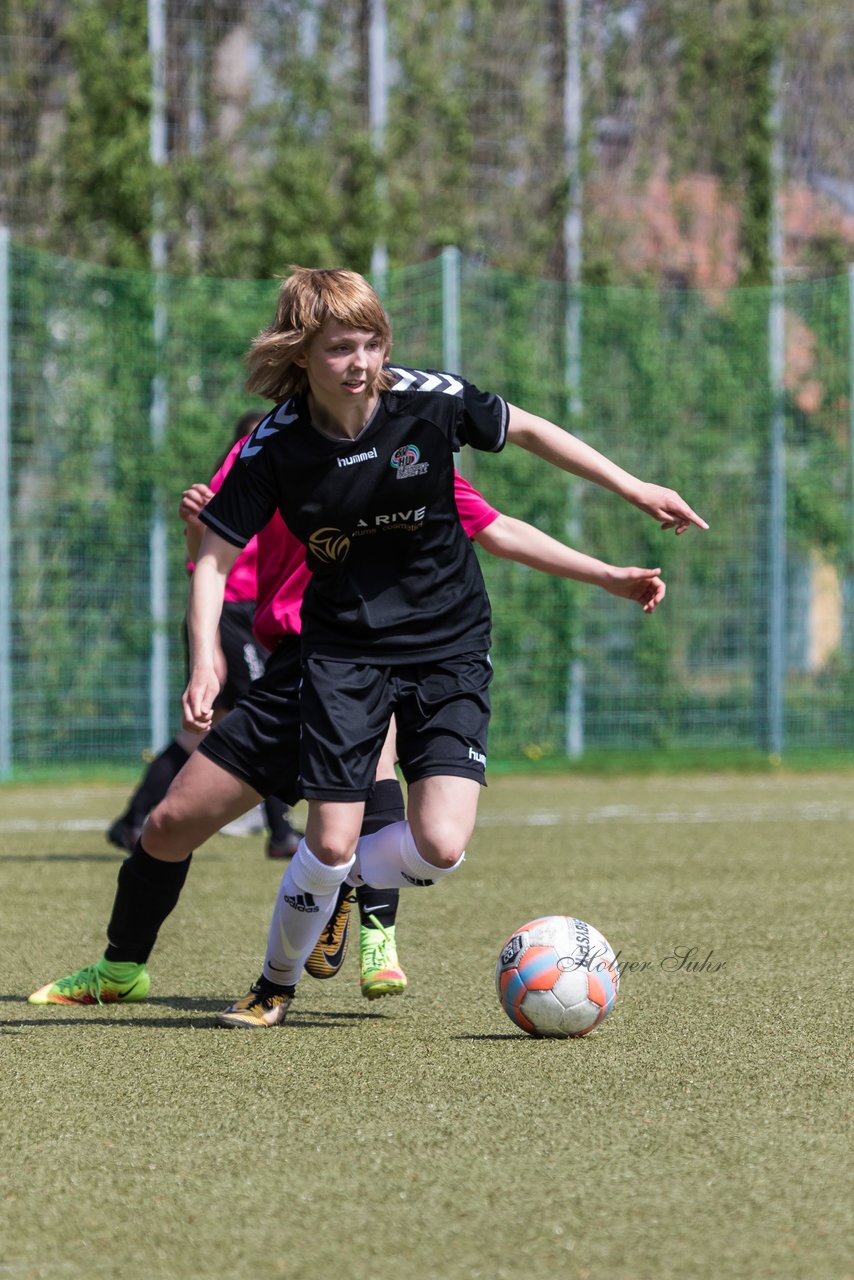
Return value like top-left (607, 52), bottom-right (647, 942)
top-left (1, 1017), bottom-right (225, 1030)
top-left (1, 1017), bottom-right (381, 1031)
top-left (455, 1032), bottom-right (527, 1041)
top-left (0, 852), bottom-right (122, 862)
top-left (0, 997), bottom-right (390, 1032)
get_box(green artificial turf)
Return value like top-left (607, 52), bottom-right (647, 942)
top-left (1, 774), bottom-right (850, 1280)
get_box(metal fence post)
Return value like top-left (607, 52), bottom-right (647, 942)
top-left (148, 0), bottom-right (169, 753)
top-left (0, 228), bottom-right (11, 778)
top-left (442, 246), bottom-right (461, 375)
top-left (847, 262), bottom-right (854, 653)
top-left (369, 0), bottom-right (388, 293)
top-left (442, 246), bottom-right (470, 481)
top-left (765, 57), bottom-right (786, 758)
top-left (564, 0), bottom-right (585, 759)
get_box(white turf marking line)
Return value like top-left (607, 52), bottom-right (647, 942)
top-left (0, 1268), bottom-right (116, 1275)
top-left (3, 800), bottom-right (854, 835)
top-left (477, 801), bottom-right (854, 826)
top-left (0, 818), bottom-right (109, 833)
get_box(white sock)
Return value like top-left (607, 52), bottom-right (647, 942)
top-left (350, 820), bottom-right (464, 890)
top-left (262, 839), bottom-right (354, 988)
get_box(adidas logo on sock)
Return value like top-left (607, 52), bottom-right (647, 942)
top-left (401, 873), bottom-right (435, 887)
top-left (283, 892), bottom-right (318, 913)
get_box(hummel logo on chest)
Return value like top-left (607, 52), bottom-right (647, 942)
top-left (337, 447), bottom-right (378, 468)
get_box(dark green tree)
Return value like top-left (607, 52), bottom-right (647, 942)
top-left (33, 0), bottom-right (154, 269)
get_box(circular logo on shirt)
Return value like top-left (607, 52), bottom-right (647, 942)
top-left (309, 527), bottom-right (351, 564)
top-left (390, 444), bottom-right (420, 469)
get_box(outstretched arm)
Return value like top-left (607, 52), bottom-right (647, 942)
top-left (474, 514), bottom-right (665, 613)
top-left (183, 528), bottom-right (241, 732)
top-left (505, 404), bottom-right (708, 535)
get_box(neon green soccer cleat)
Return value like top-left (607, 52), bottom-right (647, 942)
top-left (305, 884), bottom-right (355, 980)
top-left (28, 960), bottom-right (151, 1006)
top-left (359, 916), bottom-right (407, 1001)
top-left (216, 981), bottom-right (294, 1029)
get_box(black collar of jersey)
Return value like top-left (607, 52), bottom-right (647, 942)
top-left (275, 391), bottom-right (386, 446)
top-left (261, 365), bottom-right (467, 445)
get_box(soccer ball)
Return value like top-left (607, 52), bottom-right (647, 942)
top-left (496, 915), bottom-right (620, 1038)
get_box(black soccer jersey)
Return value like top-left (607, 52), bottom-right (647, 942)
top-left (200, 367), bottom-right (509, 662)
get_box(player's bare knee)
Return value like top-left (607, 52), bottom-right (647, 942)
top-left (142, 803), bottom-right (190, 858)
top-left (409, 811), bottom-right (469, 869)
top-left (412, 835), bottom-right (464, 871)
top-left (309, 835), bottom-right (358, 867)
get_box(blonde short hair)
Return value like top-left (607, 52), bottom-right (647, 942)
top-left (245, 267), bottom-right (393, 401)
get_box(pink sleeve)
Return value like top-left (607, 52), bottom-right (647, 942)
top-left (453, 470), bottom-right (499, 538)
top-left (187, 436), bottom-right (258, 601)
top-left (209, 438), bottom-right (245, 493)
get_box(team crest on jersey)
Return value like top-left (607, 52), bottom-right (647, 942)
top-left (390, 443), bottom-right (429, 479)
top-left (309, 527), bottom-right (351, 564)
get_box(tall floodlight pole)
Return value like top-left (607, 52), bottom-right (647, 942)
top-left (369, 0), bottom-right (388, 293)
top-left (564, 0), bottom-right (585, 758)
top-left (766, 54), bottom-right (786, 758)
top-left (0, 227), bottom-right (11, 778)
top-left (148, 0), bottom-right (169, 753)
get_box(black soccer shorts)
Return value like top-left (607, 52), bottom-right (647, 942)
top-left (181, 600), bottom-right (269, 711)
top-left (214, 600), bottom-right (269, 710)
top-left (198, 636), bottom-right (302, 805)
top-left (299, 651), bottom-right (493, 801)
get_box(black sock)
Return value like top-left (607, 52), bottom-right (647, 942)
top-left (104, 841), bottom-right (193, 964)
top-left (264, 796), bottom-right (299, 843)
top-left (256, 974), bottom-right (296, 997)
top-left (357, 885), bottom-right (399, 930)
top-left (361, 779), bottom-right (405, 833)
top-left (123, 741), bottom-right (190, 828)
top-left (356, 779), bottom-right (404, 929)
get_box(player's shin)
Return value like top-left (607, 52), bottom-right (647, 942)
top-left (357, 778), bottom-right (405, 925)
top-left (104, 842), bottom-right (194, 963)
top-left (262, 840), bottom-right (355, 988)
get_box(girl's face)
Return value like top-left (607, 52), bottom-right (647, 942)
top-left (301, 319), bottom-right (387, 406)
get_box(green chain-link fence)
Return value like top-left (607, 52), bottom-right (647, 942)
top-left (3, 240), bottom-right (853, 772)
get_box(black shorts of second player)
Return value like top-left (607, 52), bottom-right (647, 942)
top-left (181, 600), bottom-right (269, 711)
top-left (214, 600), bottom-right (269, 709)
top-left (299, 652), bottom-right (493, 801)
top-left (197, 636), bottom-right (302, 806)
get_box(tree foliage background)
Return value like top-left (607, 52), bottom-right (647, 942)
top-left (1, 1), bottom-right (853, 766)
top-left (2, 1), bottom-right (853, 282)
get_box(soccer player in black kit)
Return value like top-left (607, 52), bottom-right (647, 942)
top-left (181, 267), bottom-right (706, 1027)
